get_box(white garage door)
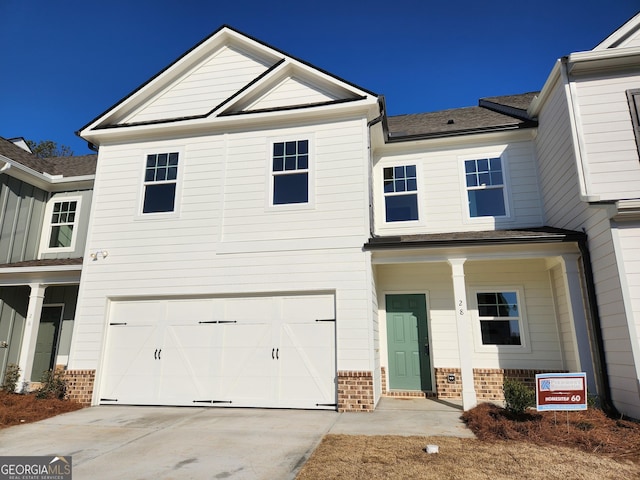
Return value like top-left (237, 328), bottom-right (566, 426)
top-left (99, 294), bottom-right (336, 409)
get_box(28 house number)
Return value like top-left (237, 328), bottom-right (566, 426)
top-left (458, 300), bottom-right (464, 315)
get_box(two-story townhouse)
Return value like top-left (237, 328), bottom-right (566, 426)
top-left (0, 137), bottom-right (95, 397)
top-left (531, 12), bottom-right (640, 419)
top-left (74, 26), bottom-right (380, 411)
top-left (367, 95), bottom-right (601, 411)
top-left (69, 23), bottom-right (613, 414)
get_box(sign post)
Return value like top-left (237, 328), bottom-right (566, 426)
top-left (536, 372), bottom-right (587, 411)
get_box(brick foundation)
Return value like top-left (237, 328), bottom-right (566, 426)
top-left (433, 368), bottom-right (565, 402)
top-left (63, 369), bottom-right (96, 406)
top-left (337, 370), bottom-right (374, 412)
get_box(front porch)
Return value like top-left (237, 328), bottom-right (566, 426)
top-left (367, 228), bottom-right (598, 410)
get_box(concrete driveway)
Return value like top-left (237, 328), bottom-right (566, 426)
top-left (0, 398), bottom-right (472, 479)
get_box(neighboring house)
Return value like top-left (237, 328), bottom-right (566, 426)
top-left (0, 137), bottom-right (96, 395)
top-left (530, 13), bottom-right (640, 418)
top-left (26, 13), bottom-right (637, 417)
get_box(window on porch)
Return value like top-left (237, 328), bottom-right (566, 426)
top-left (476, 291), bottom-right (521, 345)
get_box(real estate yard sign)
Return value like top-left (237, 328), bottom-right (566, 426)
top-left (536, 372), bottom-right (587, 411)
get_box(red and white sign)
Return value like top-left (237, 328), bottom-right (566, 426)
top-left (536, 373), bottom-right (587, 411)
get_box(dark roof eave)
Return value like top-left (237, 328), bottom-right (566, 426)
top-left (386, 121), bottom-right (537, 143)
top-left (364, 231), bottom-right (585, 250)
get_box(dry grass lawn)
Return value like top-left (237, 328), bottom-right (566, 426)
top-left (297, 403), bottom-right (640, 480)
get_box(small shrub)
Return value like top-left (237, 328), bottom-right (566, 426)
top-left (503, 378), bottom-right (535, 415)
top-left (35, 369), bottom-right (67, 400)
top-left (2, 364), bottom-right (21, 393)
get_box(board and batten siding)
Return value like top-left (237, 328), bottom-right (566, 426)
top-left (0, 175), bottom-right (47, 264)
top-left (375, 259), bottom-right (565, 372)
top-left (121, 45), bottom-right (272, 124)
top-left (536, 79), bottom-right (640, 417)
top-left (40, 190), bottom-right (92, 260)
top-left (69, 117), bottom-right (375, 378)
top-left (573, 72), bottom-right (640, 200)
top-left (372, 139), bottom-right (544, 236)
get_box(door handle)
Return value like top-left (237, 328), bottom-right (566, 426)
top-left (158, 349), bottom-right (161, 360)
top-left (154, 349), bottom-right (157, 360)
top-left (272, 348), bottom-right (275, 359)
top-left (424, 344), bottom-right (429, 355)
top-left (276, 348), bottom-right (279, 360)
top-left (0, 341), bottom-right (8, 348)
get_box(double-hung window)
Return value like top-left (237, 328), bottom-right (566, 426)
top-left (272, 140), bottom-right (309, 205)
top-left (48, 200), bottom-right (77, 248)
top-left (476, 291), bottom-right (521, 346)
top-left (465, 157), bottom-right (506, 217)
top-left (383, 165), bottom-right (418, 222)
top-left (143, 152), bottom-right (179, 214)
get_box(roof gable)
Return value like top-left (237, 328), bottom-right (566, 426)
top-left (80, 25), bottom-right (376, 138)
top-left (594, 12), bottom-right (640, 50)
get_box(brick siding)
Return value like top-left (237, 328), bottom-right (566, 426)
top-left (63, 369), bottom-right (95, 405)
top-left (337, 370), bottom-right (374, 412)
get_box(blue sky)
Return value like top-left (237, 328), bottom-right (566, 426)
top-left (1, 1), bottom-right (638, 155)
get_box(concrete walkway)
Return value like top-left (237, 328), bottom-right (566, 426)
top-left (0, 398), bottom-right (473, 479)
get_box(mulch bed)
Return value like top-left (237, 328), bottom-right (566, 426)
top-left (0, 391), bottom-right (84, 429)
top-left (462, 402), bottom-right (640, 464)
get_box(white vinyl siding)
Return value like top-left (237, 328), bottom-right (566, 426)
top-left (373, 139), bottom-right (543, 236)
top-left (573, 73), bottom-right (640, 200)
top-left (247, 76), bottom-right (338, 111)
top-left (68, 117), bottom-right (373, 394)
top-left (375, 259), bottom-right (564, 371)
top-left (121, 45), bottom-right (272, 124)
top-left (535, 79), bottom-right (640, 418)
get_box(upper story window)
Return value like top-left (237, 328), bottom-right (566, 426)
top-left (40, 196), bottom-right (82, 253)
top-left (626, 89), bottom-right (640, 158)
top-left (476, 291), bottom-right (521, 346)
top-left (272, 140), bottom-right (309, 205)
top-left (143, 152), bottom-right (179, 214)
top-left (465, 157), bottom-right (506, 217)
top-left (383, 165), bottom-right (418, 222)
top-left (49, 200), bottom-right (77, 248)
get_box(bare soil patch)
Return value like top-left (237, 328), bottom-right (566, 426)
top-left (0, 392), bottom-right (83, 429)
top-left (297, 404), bottom-right (640, 480)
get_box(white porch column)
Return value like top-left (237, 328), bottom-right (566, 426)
top-left (448, 258), bottom-right (477, 410)
top-left (560, 254), bottom-right (597, 393)
top-left (16, 283), bottom-right (46, 389)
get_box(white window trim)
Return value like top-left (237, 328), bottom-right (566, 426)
top-left (459, 153), bottom-right (512, 223)
top-left (469, 286), bottom-right (531, 353)
top-left (377, 161), bottom-right (425, 228)
top-left (266, 136), bottom-right (315, 211)
top-left (39, 195), bottom-right (82, 254)
top-left (136, 148), bottom-right (184, 219)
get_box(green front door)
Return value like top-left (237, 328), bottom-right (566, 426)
top-left (386, 294), bottom-right (431, 391)
top-left (31, 306), bottom-right (63, 381)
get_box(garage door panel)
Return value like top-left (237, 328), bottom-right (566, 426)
top-left (101, 294), bottom-right (336, 409)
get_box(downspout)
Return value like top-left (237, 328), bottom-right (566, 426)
top-left (578, 234), bottom-right (620, 417)
top-left (366, 96), bottom-right (386, 238)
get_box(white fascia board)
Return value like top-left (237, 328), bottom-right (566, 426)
top-left (81, 96), bottom-right (379, 145)
top-left (594, 13), bottom-right (640, 50)
top-left (0, 154), bottom-right (94, 192)
top-left (613, 199), bottom-right (640, 221)
top-left (528, 61), bottom-right (561, 117)
top-left (566, 47), bottom-right (640, 74)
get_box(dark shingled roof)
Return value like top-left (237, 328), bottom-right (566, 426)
top-left (386, 92), bottom-right (539, 141)
top-left (364, 227), bottom-right (584, 250)
top-left (0, 137), bottom-right (96, 178)
top-left (0, 258), bottom-right (83, 269)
